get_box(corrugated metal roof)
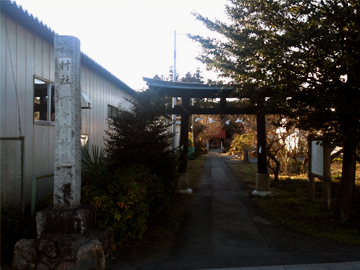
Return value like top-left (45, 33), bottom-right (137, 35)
top-left (0, 0), bottom-right (136, 96)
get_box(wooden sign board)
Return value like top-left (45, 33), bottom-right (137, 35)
top-left (308, 136), bottom-right (331, 209)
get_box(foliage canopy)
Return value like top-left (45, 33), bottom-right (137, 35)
top-left (190, 0), bottom-right (360, 222)
top-left (190, 0), bottom-right (360, 146)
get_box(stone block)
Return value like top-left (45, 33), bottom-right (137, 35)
top-left (56, 261), bottom-right (76, 270)
top-left (39, 239), bottom-right (58, 258)
top-left (37, 262), bottom-right (51, 270)
top-left (36, 205), bottom-right (96, 238)
top-left (12, 239), bottom-right (38, 269)
top-left (177, 173), bottom-right (189, 189)
top-left (256, 173), bottom-right (270, 191)
top-left (76, 239), bottom-right (105, 270)
top-left (58, 239), bottom-right (79, 261)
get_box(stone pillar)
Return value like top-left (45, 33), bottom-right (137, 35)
top-left (53, 35), bottom-right (82, 208)
top-left (36, 36), bottom-right (95, 239)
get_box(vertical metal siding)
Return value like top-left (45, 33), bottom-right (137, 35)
top-left (34, 36), bottom-right (42, 77)
top-left (0, 12), bottom-right (7, 135)
top-left (2, 15), bottom-right (134, 207)
top-left (24, 28), bottom-right (36, 204)
top-left (5, 18), bottom-right (17, 137)
top-left (16, 24), bottom-right (26, 135)
top-left (80, 66), bottom-right (134, 150)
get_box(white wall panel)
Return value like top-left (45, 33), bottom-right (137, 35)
top-left (34, 36), bottom-right (42, 77)
top-left (2, 15), bottom-right (135, 208)
top-left (16, 24), bottom-right (26, 137)
top-left (49, 46), bottom-right (55, 82)
top-left (5, 19), bottom-right (17, 137)
top-left (42, 41), bottom-right (50, 80)
top-left (0, 13), bottom-right (6, 136)
top-left (23, 30), bottom-right (36, 205)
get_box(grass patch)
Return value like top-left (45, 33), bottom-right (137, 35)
top-left (227, 161), bottom-right (360, 245)
top-left (188, 156), bottom-right (207, 190)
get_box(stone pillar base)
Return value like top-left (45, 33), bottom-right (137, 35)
top-left (252, 190), bottom-right (272, 197)
top-left (36, 205), bottom-right (96, 238)
top-left (252, 173), bottom-right (272, 197)
top-left (256, 173), bottom-right (270, 191)
top-left (176, 173), bottom-right (193, 194)
top-left (12, 227), bottom-right (115, 270)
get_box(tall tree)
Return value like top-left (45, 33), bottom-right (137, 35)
top-left (105, 90), bottom-right (178, 194)
top-left (191, 0), bottom-right (360, 222)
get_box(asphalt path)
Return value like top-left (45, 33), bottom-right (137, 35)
top-left (113, 150), bottom-right (360, 270)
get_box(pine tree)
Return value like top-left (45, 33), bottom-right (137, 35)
top-left (191, 0), bottom-right (360, 222)
top-left (105, 90), bottom-right (178, 195)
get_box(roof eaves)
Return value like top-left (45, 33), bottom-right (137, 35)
top-left (143, 77), bottom-right (233, 91)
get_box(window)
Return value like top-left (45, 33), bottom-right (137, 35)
top-left (81, 135), bottom-right (89, 149)
top-left (107, 105), bottom-right (119, 118)
top-left (33, 78), bottom-right (55, 123)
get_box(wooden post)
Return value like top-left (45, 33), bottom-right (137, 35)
top-left (179, 96), bottom-right (190, 174)
top-left (220, 94), bottom-right (227, 114)
top-left (323, 144), bottom-right (332, 209)
top-left (308, 135), bottom-right (315, 201)
top-left (253, 111), bottom-right (271, 196)
top-left (257, 112), bottom-right (267, 174)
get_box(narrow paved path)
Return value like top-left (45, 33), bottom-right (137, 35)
top-left (122, 151), bottom-right (360, 269)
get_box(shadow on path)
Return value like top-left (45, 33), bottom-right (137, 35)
top-left (114, 150), bottom-right (360, 270)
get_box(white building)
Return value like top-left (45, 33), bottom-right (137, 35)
top-left (0, 0), bottom-right (136, 211)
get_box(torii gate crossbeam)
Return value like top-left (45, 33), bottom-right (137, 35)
top-left (143, 77), bottom-right (272, 195)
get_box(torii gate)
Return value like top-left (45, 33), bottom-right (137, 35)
top-left (144, 77), bottom-right (277, 196)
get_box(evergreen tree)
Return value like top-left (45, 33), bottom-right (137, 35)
top-left (105, 90), bottom-right (178, 195)
top-left (191, 0), bottom-right (360, 222)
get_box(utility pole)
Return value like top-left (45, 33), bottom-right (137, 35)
top-left (172, 30), bottom-right (177, 150)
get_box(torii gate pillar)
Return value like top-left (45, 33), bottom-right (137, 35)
top-left (253, 112), bottom-right (271, 196)
top-left (177, 96), bottom-right (193, 194)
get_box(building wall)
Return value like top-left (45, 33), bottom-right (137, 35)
top-left (0, 15), bottom-right (133, 208)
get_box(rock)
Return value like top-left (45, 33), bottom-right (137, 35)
top-left (39, 239), bottom-right (58, 258)
top-left (93, 230), bottom-right (108, 253)
top-left (58, 239), bottom-right (78, 261)
top-left (76, 239), bottom-right (105, 270)
top-left (37, 262), bottom-right (50, 270)
top-left (55, 261), bottom-right (76, 270)
top-left (12, 239), bottom-right (38, 269)
top-left (94, 227), bottom-right (116, 253)
top-left (39, 255), bottom-right (59, 269)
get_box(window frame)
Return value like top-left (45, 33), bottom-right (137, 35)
top-left (33, 76), bottom-right (55, 125)
top-left (107, 104), bottom-right (120, 119)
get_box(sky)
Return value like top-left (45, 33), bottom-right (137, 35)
top-left (14, 0), bottom-right (230, 90)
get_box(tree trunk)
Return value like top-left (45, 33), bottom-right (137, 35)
top-left (302, 157), bottom-right (308, 174)
top-left (333, 142), bottom-right (356, 223)
top-left (267, 151), bottom-right (280, 181)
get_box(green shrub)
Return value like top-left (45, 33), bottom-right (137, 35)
top-left (82, 165), bottom-right (164, 244)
